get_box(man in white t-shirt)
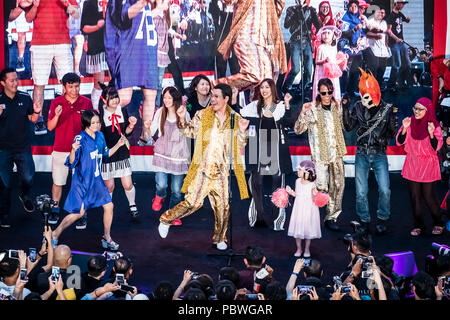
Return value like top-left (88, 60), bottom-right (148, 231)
top-left (0, 251), bottom-right (31, 300)
top-left (365, 8), bottom-right (390, 87)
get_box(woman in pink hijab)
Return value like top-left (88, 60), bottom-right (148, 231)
top-left (396, 97), bottom-right (445, 236)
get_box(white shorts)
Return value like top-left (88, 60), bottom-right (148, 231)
top-left (30, 44), bottom-right (73, 85)
top-left (52, 151), bottom-right (70, 186)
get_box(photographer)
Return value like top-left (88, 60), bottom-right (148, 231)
top-left (218, 266), bottom-right (240, 288)
top-left (75, 255), bottom-right (108, 300)
top-left (435, 255), bottom-right (450, 300)
top-left (412, 271), bottom-right (436, 300)
top-left (215, 279), bottom-right (237, 301)
top-left (330, 284), bottom-right (360, 300)
top-left (109, 257), bottom-right (138, 300)
top-left (342, 232), bottom-right (373, 299)
top-left (238, 246), bottom-right (274, 293)
top-left (286, 258), bottom-right (330, 300)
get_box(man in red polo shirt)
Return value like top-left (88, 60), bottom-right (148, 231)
top-left (47, 73), bottom-right (93, 225)
top-left (25, 0), bottom-right (80, 136)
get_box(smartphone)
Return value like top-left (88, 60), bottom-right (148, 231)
top-left (297, 285), bottom-right (313, 295)
top-left (20, 269), bottom-right (28, 282)
top-left (340, 285), bottom-right (351, 293)
top-left (245, 294), bottom-right (258, 300)
top-left (0, 289), bottom-right (11, 300)
top-left (361, 270), bottom-right (373, 278)
top-left (192, 273), bottom-right (199, 280)
top-left (51, 266), bottom-right (60, 283)
top-left (255, 268), bottom-right (269, 280)
top-left (8, 250), bottom-right (19, 259)
top-left (29, 248), bottom-right (37, 263)
top-left (120, 284), bottom-right (134, 293)
top-left (303, 258), bottom-right (311, 267)
top-left (115, 273), bottom-right (125, 285)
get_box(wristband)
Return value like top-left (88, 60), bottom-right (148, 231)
top-left (291, 272), bottom-right (299, 276)
top-left (37, 252), bottom-right (45, 258)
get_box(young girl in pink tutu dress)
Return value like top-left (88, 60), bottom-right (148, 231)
top-left (312, 25), bottom-right (347, 101)
top-left (286, 160), bottom-right (322, 258)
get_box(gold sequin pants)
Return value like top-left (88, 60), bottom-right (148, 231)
top-left (315, 159), bottom-right (345, 222)
top-left (159, 172), bottom-right (230, 244)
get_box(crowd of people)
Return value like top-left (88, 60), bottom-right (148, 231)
top-left (1, 228), bottom-right (449, 300)
top-left (1, 0), bottom-right (448, 303)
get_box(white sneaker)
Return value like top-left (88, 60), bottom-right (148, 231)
top-left (158, 222), bottom-right (170, 238)
top-left (216, 242), bottom-right (227, 250)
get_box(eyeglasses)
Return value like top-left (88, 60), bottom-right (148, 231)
top-left (412, 107), bottom-right (426, 113)
top-left (320, 91), bottom-right (333, 96)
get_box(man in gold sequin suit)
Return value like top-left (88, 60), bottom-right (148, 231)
top-left (158, 84), bottom-right (250, 251)
top-left (294, 78), bottom-right (346, 232)
top-left (214, 0), bottom-right (287, 91)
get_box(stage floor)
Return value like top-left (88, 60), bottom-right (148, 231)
top-left (1, 172), bottom-right (448, 295)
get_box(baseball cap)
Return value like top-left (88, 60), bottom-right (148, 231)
top-left (358, 0), bottom-right (370, 8)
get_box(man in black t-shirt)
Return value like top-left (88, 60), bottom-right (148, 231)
top-left (386, 0), bottom-right (412, 90)
top-left (0, 68), bottom-right (40, 228)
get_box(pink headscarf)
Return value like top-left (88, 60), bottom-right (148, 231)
top-left (410, 97), bottom-right (440, 140)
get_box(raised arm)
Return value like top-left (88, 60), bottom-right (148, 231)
top-left (294, 103), bottom-right (314, 135)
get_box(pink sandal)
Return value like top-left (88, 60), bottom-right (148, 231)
top-left (410, 228), bottom-right (422, 236)
top-left (172, 219), bottom-right (182, 226)
top-left (432, 226), bottom-right (444, 235)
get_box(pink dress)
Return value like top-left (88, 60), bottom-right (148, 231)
top-left (312, 44), bottom-right (341, 101)
top-left (288, 179), bottom-right (322, 239)
top-left (396, 126), bottom-right (443, 182)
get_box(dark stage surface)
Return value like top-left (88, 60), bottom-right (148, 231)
top-left (1, 171), bottom-right (449, 295)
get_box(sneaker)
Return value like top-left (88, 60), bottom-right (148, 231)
top-left (48, 208), bottom-right (60, 225)
top-left (1, 216), bottom-right (11, 228)
top-left (216, 242), bottom-right (227, 251)
top-left (129, 205), bottom-right (139, 218)
top-left (76, 216), bottom-right (87, 230)
top-left (34, 119), bottom-right (47, 135)
top-left (101, 237), bottom-right (119, 251)
top-left (19, 195), bottom-right (35, 212)
top-left (16, 57), bottom-right (25, 72)
top-left (324, 219), bottom-right (340, 232)
top-left (158, 222), bottom-right (170, 238)
top-left (152, 196), bottom-right (164, 212)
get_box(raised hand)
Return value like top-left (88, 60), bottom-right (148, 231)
top-left (301, 102), bottom-right (313, 115)
top-left (72, 140), bottom-right (81, 151)
top-left (284, 93), bottom-right (292, 106)
top-left (128, 116), bottom-right (137, 127)
top-left (177, 104), bottom-right (187, 120)
top-left (55, 105), bottom-right (63, 117)
top-left (402, 117), bottom-right (411, 129)
top-left (238, 118), bottom-right (250, 133)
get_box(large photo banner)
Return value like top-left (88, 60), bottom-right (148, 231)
top-left (0, 0), bottom-right (438, 174)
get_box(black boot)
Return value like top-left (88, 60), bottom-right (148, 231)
top-left (375, 218), bottom-right (388, 235)
top-left (325, 219), bottom-right (340, 232)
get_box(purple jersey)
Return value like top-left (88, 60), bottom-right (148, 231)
top-left (105, 0), bottom-right (158, 89)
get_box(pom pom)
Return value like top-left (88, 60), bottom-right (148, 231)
top-left (336, 51), bottom-right (348, 71)
top-left (323, 62), bottom-right (342, 78)
top-left (314, 192), bottom-right (329, 207)
top-left (271, 188), bottom-right (289, 209)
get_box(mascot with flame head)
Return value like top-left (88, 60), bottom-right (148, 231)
top-left (342, 68), bottom-right (399, 235)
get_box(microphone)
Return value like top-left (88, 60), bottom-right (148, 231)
top-left (230, 110), bottom-right (235, 129)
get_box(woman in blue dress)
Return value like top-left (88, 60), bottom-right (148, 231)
top-left (52, 110), bottom-right (126, 251)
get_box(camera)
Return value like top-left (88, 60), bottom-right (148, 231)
top-left (341, 285), bottom-right (352, 293)
top-left (102, 251), bottom-right (122, 261)
top-left (361, 256), bottom-right (374, 270)
top-left (115, 274), bottom-right (125, 285)
top-left (35, 194), bottom-right (58, 224)
top-left (120, 284), bottom-right (134, 293)
top-left (297, 285), bottom-right (313, 295)
top-left (303, 258), bottom-right (311, 267)
top-left (51, 266), bottom-right (60, 283)
top-left (333, 275), bottom-right (343, 287)
top-left (8, 250), bottom-right (19, 259)
top-left (20, 268), bottom-right (28, 282)
top-left (29, 248), bottom-right (37, 263)
top-left (431, 243), bottom-right (450, 257)
top-left (441, 276), bottom-right (450, 296)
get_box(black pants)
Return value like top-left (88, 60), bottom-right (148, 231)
top-left (215, 51), bottom-right (240, 79)
top-left (167, 36), bottom-right (185, 95)
top-left (407, 180), bottom-right (444, 230)
top-left (365, 49), bottom-right (387, 86)
top-left (341, 53), bottom-right (363, 95)
top-left (250, 170), bottom-right (282, 229)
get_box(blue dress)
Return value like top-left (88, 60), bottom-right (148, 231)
top-left (63, 131), bottom-right (112, 214)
